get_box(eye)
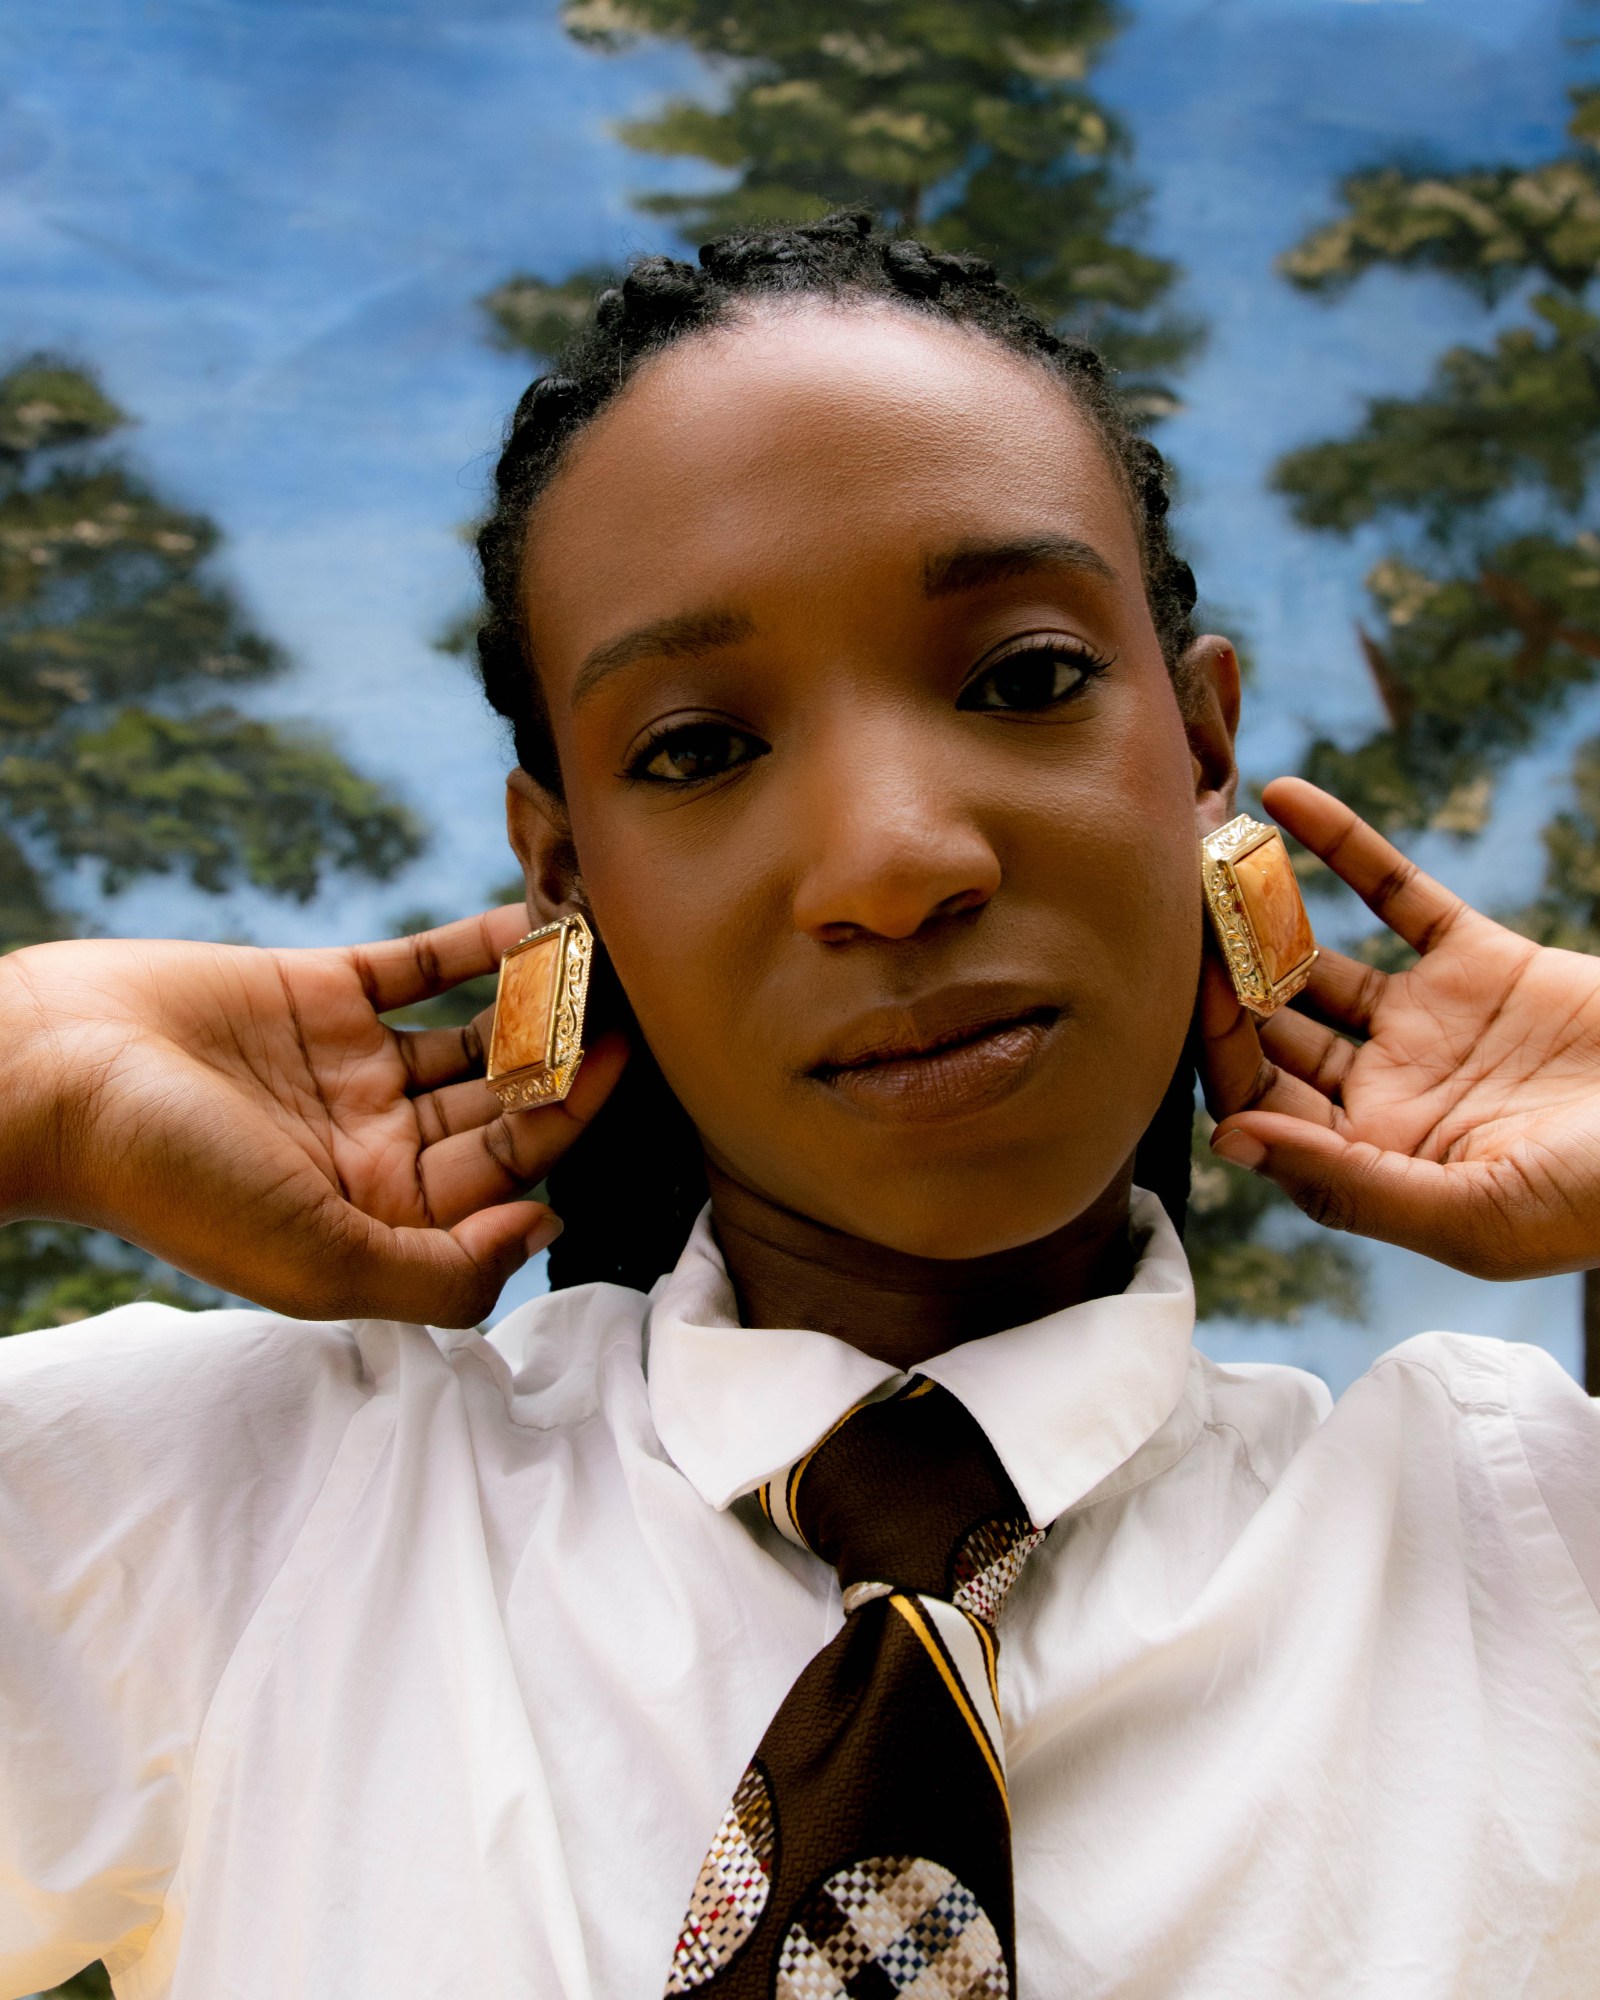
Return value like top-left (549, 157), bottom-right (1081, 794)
top-left (958, 638), bottom-right (1111, 713)
top-left (625, 718), bottom-right (769, 785)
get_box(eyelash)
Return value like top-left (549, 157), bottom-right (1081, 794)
top-left (622, 636), bottom-right (1112, 786)
top-left (623, 717), bottom-right (769, 787)
top-left (955, 634), bottom-right (1113, 714)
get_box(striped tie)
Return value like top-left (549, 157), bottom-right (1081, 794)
top-left (664, 1377), bottom-right (1045, 1999)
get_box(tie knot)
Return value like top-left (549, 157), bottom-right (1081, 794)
top-left (761, 1379), bottom-right (1043, 1626)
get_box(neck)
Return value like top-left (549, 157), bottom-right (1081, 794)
top-left (704, 1160), bottom-right (1136, 1371)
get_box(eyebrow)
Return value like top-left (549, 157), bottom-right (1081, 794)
top-left (571, 607), bottom-right (756, 709)
top-left (921, 535), bottom-right (1118, 597)
top-left (568, 535), bottom-right (1116, 708)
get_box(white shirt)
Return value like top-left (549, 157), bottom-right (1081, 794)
top-left (1, 1192), bottom-right (1598, 2000)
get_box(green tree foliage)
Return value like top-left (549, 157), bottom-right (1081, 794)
top-left (1273, 90), bottom-right (1600, 868)
top-left (0, 356), bottom-right (428, 1351)
top-left (1523, 731), bottom-right (1600, 946)
top-left (486, 0), bottom-right (1197, 406)
top-left (0, 1222), bottom-right (209, 1341)
top-left (0, 358), bottom-right (423, 949)
top-left (1274, 81), bottom-right (1600, 1384)
top-left (40, 1964), bottom-right (110, 2000)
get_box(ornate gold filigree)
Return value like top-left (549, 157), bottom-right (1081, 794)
top-left (1200, 814), bottom-right (1317, 1018)
top-left (486, 911), bottom-right (594, 1109)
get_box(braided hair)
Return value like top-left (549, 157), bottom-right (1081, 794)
top-left (474, 211), bottom-right (1201, 1292)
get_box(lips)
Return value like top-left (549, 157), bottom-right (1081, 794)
top-left (807, 990), bottom-right (1062, 1122)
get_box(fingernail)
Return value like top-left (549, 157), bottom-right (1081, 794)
top-left (525, 1212), bottom-right (565, 1256)
top-left (1211, 1130), bottom-right (1266, 1171)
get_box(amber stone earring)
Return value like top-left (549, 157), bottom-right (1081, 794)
top-left (1200, 815), bottom-right (1318, 1018)
top-left (485, 912), bottom-right (594, 1109)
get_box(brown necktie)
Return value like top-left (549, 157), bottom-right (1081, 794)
top-left (663, 1378), bottom-right (1045, 1998)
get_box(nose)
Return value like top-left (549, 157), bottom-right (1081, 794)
top-left (790, 714), bottom-right (1002, 943)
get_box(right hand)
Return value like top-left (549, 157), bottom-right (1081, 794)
top-left (0, 909), bottom-right (627, 1327)
top-left (1201, 778), bottom-right (1600, 1283)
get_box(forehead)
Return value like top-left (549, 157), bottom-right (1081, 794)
top-left (523, 303), bottom-right (1141, 641)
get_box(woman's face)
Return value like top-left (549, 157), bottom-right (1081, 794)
top-left (512, 304), bottom-right (1238, 1260)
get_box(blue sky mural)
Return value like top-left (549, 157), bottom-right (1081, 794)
top-left (1, 0), bottom-right (1587, 1373)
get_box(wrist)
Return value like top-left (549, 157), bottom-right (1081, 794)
top-left (0, 946), bottom-right (73, 1223)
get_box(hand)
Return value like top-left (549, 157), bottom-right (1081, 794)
top-left (0, 909), bottom-right (627, 1326)
top-left (1202, 777), bottom-right (1600, 1280)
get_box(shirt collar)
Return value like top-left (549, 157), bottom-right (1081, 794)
top-left (645, 1188), bottom-right (1197, 1529)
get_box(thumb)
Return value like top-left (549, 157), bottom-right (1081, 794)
top-left (1209, 1112), bottom-right (1471, 1264)
top-left (306, 1200), bottom-right (564, 1329)
top-left (443, 1200), bottom-right (566, 1324)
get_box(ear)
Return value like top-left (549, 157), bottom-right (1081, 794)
top-left (1179, 634), bottom-right (1241, 837)
top-left (505, 768), bottom-right (584, 925)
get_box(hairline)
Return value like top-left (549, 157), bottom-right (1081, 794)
top-left (516, 291), bottom-right (1163, 709)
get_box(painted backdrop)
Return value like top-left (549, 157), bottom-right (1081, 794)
top-left (1, 0), bottom-right (1590, 1391)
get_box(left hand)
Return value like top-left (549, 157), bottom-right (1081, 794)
top-left (1202, 777), bottom-right (1600, 1280)
top-left (0, 907), bottom-right (627, 1327)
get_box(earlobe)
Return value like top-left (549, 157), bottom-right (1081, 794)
top-left (1180, 634), bottom-right (1242, 834)
top-left (505, 768), bottom-right (585, 924)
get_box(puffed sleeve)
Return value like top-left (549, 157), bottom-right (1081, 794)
top-left (1504, 1336), bottom-right (1600, 1615)
top-left (0, 1304), bottom-right (371, 1997)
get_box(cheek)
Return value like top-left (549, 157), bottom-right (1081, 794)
top-left (1094, 714), bottom-right (1202, 964)
top-left (1016, 673), bottom-right (1200, 932)
top-left (1007, 683), bottom-right (1204, 1093)
top-left (562, 799), bottom-right (772, 1086)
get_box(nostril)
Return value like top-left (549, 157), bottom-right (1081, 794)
top-left (806, 893), bottom-right (990, 948)
top-left (935, 887), bottom-right (991, 921)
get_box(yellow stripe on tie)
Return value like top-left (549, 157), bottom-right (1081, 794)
top-left (969, 1613), bottom-right (1000, 1709)
top-left (889, 1593), bottom-right (1008, 1813)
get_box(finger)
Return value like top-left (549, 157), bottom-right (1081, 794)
top-left (1257, 1006), bottom-right (1358, 1102)
top-left (418, 1032), bottom-right (628, 1228)
top-left (393, 1005), bottom-right (493, 1094)
top-left (1195, 956), bottom-right (1337, 1130)
top-left (1203, 1110), bottom-right (1504, 1271)
top-left (413, 1071), bottom-right (502, 1146)
top-left (1196, 954), bottom-right (1269, 1114)
top-left (1299, 947), bottom-right (1388, 1035)
top-left (1260, 777), bottom-right (1467, 955)
top-left (349, 905), bottom-right (530, 1014)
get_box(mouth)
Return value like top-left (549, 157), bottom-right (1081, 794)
top-left (808, 1001), bottom-right (1062, 1122)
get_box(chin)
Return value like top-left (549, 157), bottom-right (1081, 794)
top-left (812, 1163), bottom-right (1125, 1263)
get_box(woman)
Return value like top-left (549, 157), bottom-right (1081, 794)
top-left (1, 213), bottom-right (1596, 1999)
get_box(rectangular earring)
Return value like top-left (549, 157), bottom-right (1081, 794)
top-left (486, 911), bottom-right (594, 1109)
top-left (1201, 814), bottom-right (1318, 1017)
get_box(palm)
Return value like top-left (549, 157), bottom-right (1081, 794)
top-left (4, 910), bottom-right (623, 1324)
top-left (167, 949), bottom-right (468, 1227)
top-left (1340, 929), bottom-right (1600, 1155)
top-left (1205, 778), bottom-right (1600, 1278)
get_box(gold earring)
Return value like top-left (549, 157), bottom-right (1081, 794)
top-left (486, 911), bottom-right (594, 1109)
top-left (1200, 815), bottom-right (1318, 1018)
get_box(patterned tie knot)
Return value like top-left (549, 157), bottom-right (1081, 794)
top-left (762, 1379), bottom-right (1043, 1624)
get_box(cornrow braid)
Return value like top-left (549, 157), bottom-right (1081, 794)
top-left (473, 210), bottom-right (1200, 1291)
